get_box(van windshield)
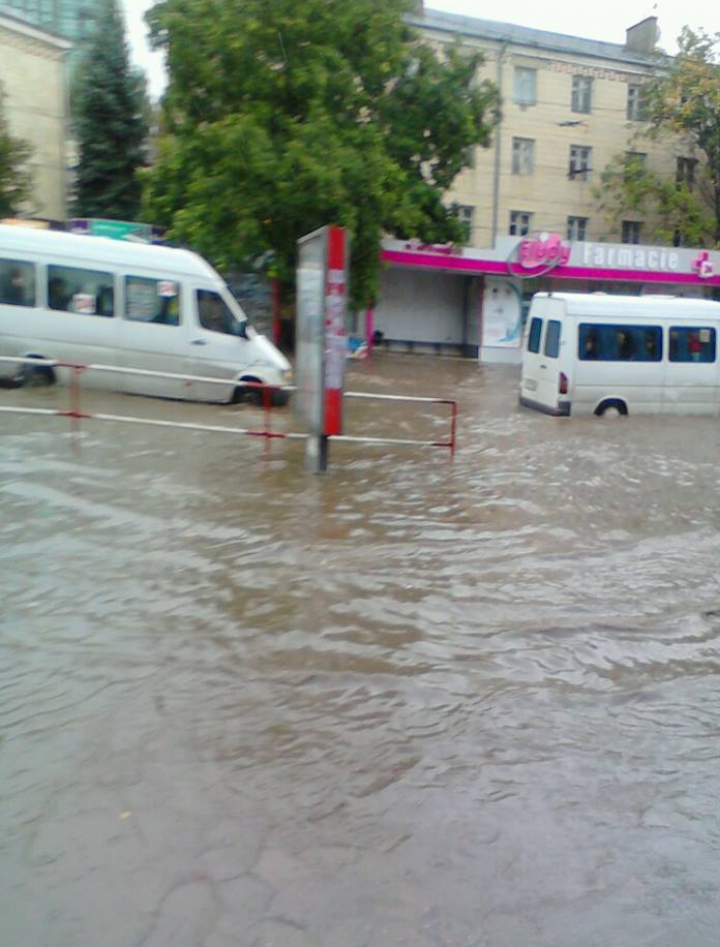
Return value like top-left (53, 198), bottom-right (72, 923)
top-left (197, 289), bottom-right (249, 338)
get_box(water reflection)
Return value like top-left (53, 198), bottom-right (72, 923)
top-left (2, 355), bottom-right (720, 947)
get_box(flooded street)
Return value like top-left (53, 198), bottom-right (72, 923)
top-left (2, 353), bottom-right (720, 947)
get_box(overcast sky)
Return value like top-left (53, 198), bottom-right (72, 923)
top-left (122, 0), bottom-right (720, 100)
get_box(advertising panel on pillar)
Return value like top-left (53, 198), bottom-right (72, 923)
top-left (295, 225), bottom-right (349, 472)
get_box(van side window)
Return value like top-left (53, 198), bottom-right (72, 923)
top-left (579, 323), bottom-right (662, 361)
top-left (527, 317), bottom-right (542, 353)
top-left (48, 265), bottom-right (115, 317)
top-left (669, 326), bottom-right (716, 363)
top-left (0, 258), bottom-right (35, 307)
top-left (544, 320), bottom-right (561, 358)
top-left (197, 289), bottom-right (247, 337)
top-left (125, 276), bottom-right (181, 326)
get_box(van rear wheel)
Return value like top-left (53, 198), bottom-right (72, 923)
top-left (595, 399), bottom-right (627, 418)
top-left (19, 357), bottom-right (55, 388)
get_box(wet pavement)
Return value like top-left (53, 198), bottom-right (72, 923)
top-left (2, 352), bottom-right (720, 947)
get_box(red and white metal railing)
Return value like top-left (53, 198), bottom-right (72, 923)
top-left (0, 356), bottom-right (457, 455)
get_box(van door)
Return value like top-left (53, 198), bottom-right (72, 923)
top-left (184, 288), bottom-right (252, 402)
top-left (663, 325), bottom-right (720, 414)
top-left (521, 312), bottom-right (566, 413)
top-left (117, 275), bottom-right (189, 399)
top-left (44, 264), bottom-right (120, 388)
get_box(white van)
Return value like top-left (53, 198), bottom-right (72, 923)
top-left (519, 292), bottom-right (720, 417)
top-left (0, 225), bottom-right (292, 404)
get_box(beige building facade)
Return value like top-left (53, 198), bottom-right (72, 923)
top-left (415, 8), bottom-right (676, 248)
top-left (0, 8), bottom-right (71, 220)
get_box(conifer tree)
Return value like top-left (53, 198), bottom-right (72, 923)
top-left (73, 0), bottom-right (148, 220)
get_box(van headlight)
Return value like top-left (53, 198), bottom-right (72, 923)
top-left (282, 368), bottom-right (293, 382)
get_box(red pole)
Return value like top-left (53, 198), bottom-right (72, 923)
top-left (449, 400), bottom-right (458, 457)
top-left (262, 382), bottom-right (272, 456)
top-left (271, 278), bottom-right (282, 347)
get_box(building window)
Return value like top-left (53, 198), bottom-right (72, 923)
top-left (514, 67), bottom-right (537, 106)
top-left (627, 83), bottom-right (645, 120)
top-left (569, 145), bottom-right (592, 180)
top-left (571, 75), bottom-right (593, 113)
top-left (676, 156), bottom-right (697, 191)
top-left (509, 211), bottom-right (533, 236)
top-left (621, 220), bottom-right (642, 244)
top-left (624, 151), bottom-right (647, 181)
top-left (512, 137), bottom-right (535, 175)
top-left (456, 205), bottom-right (474, 244)
top-left (567, 216), bottom-right (588, 241)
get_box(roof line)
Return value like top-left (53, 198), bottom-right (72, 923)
top-left (413, 8), bottom-right (662, 67)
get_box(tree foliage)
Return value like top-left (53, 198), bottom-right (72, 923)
top-left (72, 0), bottom-right (149, 221)
top-left (596, 151), bottom-right (713, 247)
top-left (143, 0), bottom-right (499, 308)
top-left (598, 28), bottom-right (720, 246)
top-left (0, 85), bottom-right (33, 218)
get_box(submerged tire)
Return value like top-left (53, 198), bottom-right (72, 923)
top-left (19, 357), bottom-right (55, 388)
top-left (233, 377), bottom-right (264, 406)
top-left (595, 399), bottom-right (627, 418)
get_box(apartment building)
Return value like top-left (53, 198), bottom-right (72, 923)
top-left (424, 9), bottom-right (670, 247)
top-left (372, 8), bottom-right (720, 363)
top-left (0, 8), bottom-right (71, 220)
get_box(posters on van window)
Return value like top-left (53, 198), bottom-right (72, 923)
top-left (482, 277), bottom-right (522, 347)
top-left (72, 293), bottom-right (96, 314)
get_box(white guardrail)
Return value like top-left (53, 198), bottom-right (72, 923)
top-left (0, 356), bottom-right (458, 454)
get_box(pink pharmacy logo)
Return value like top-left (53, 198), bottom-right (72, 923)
top-left (693, 250), bottom-right (714, 279)
top-left (519, 233), bottom-right (571, 270)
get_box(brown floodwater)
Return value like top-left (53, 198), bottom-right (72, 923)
top-left (2, 353), bottom-right (720, 947)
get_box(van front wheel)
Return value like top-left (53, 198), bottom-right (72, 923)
top-left (595, 399), bottom-right (627, 418)
top-left (233, 377), bottom-right (264, 406)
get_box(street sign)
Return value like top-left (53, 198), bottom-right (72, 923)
top-left (69, 218), bottom-right (153, 242)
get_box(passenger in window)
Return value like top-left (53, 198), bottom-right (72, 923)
top-left (689, 331), bottom-right (702, 361)
top-left (583, 331), bottom-right (599, 359)
top-left (96, 286), bottom-right (114, 317)
top-left (48, 276), bottom-right (71, 311)
top-left (669, 330), bottom-right (679, 361)
top-left (154, 296), bottom-right (179, 325)
top-left (2, 267), bottom-right (27, 305)
top-left (644, 332), bottom-right (657, 360)
top-left (617, 330), bottom-right (634, 360)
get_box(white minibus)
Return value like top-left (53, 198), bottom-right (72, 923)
top-left (0, 225), bottom-right (292, 404)
top-left (519, 292), bottom-right (720, 417)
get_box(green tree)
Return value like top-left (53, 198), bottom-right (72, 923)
top-left (597, 151), bottom-right (713, 247)
top-left (597, 28), bottom-right (720, 245)
top-left (72, 0), bottom-right (149, 221)
top-left (143, 0), bottom-right (498, 309)
top-left (0, 85), bottom-right (33, 217)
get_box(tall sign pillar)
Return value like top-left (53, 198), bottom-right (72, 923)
top-left (295, 226), bottom-right (349, 472)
